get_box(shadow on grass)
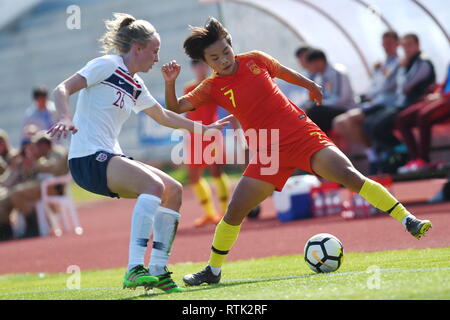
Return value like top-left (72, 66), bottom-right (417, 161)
top-left (120, 273), bottom-right (320, 300)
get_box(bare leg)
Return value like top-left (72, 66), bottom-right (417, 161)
top-left (106, 156), bottom-right (183, 211)
top-left (310, 145), bottom-right (432, 239)
top-left (106, 156), bottom-right (183, 278)
top-left (198, 176), bottom-right (275, 273)
top-left (135, 161), bottom-right (183, 211)
top-left (223, 176), bottom-right (275, 225)
top-left (311, 146), bottom-right (366, 192)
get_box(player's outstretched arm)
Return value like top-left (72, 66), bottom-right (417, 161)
top-left (276, 65), bottom-right (323, 105)
top-left (143, 104), bottom-right (231, 134)
top-left (162, 60), bottom-right (195, 114)
top-left (48, 74), bottom-right (87, 139)
top-left (227, 115), bottom-right (248, 150)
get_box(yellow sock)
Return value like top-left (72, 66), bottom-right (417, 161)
top-left (359, 179), bottom-right (410, 223)
top-left (208, 220), bottom-right (241, 268)
top-left (213, 173), bottom-right (230, 214)
top-left (193, 178), bottom-right (216, 217)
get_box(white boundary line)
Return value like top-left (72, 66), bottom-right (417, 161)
top-left (0, 286), bottom-right (122, 297)
top-left (1, 266), bottom-right (449, 297)
top-left (221, 266), bottom-right (450, 283)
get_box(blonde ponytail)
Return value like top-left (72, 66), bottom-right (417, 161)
top-left (99, 13), bottom-right (158, 54)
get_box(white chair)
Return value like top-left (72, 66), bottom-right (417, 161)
top-left (36, 174), bottom-right (83, 237)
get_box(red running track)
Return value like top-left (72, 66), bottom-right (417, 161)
top-left (0, 187), bottom-right (449, 275)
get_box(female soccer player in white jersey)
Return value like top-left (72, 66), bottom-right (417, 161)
top-left (48, 13), bottom-right (229, 293)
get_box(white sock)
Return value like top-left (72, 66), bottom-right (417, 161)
top-left (127, 194), bottom-right (161, 271)
top-left (401, 214), bottom-right (416, 227)
top-left (209, 265), bottom-right (221, 276)
top-left (149, 206), bottom-right (180, 276)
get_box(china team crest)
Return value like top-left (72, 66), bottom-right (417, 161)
top-left (247, 61), bottom-right (261, 75)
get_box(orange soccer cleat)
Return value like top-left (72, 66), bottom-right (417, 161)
top-left (194, 213), bottom-right (221, 227)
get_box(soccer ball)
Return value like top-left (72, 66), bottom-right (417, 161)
top-left (304, 233), bottom-right (344, 273)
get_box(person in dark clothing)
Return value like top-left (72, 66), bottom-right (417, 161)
top-left (360, 34), bottom-right (435, 173)
top-left (364, 34), bottom-right (436, 150)
top-left (333, 31), bottom-right (401, 173)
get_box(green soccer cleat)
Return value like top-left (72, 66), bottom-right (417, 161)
top-left (405, 217), bottom-right (432, 239)
top-left (122, 265), bottom-right (159, 290)
top-left (146, 268), bottom-right (185, 293)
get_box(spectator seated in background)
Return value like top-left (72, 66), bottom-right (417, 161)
top-left (285, 46), bottom-right (315, 107)
top-left (32, 130), bottom-right (69, 179)
top-left (0, 131), bottom-right (68, 241)
top-left (305, 49), bottom-right (356, 133)
top-left (22, 86), bottom-right (58, 138)
top-left (333, 30), bottom-right (400, 174)
top-left (295, 45), bottom-right (313, 79)
top-left (395, 63), bottom-right (450, 173)
top-left (0, 138), bottom-right (38, 241)
top-left (0, 129), bottom-right (17, 176)
top-left (364, 33), bottom-right (436, 173)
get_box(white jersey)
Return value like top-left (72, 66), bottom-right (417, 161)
top-left (68, 54), bottom-right (157, 159)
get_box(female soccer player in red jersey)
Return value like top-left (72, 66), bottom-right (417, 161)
top-left (161, 18), bottom-right (432, 286)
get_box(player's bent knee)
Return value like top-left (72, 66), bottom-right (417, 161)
top-left (165, 180), bottom-right (183, 208)
top-left (140, 178), bottom-right (165, 198)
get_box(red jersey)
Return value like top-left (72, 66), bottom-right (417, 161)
top-left (183, 51), bottom-right (311, 149)
top-left (183, 80), bottom-right (218, 125)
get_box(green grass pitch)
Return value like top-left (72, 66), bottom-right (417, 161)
top-left (1, 248), bottom-right (449, 300)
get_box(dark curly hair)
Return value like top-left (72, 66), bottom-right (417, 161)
top-left (183, 17), bottom-right (232, 61)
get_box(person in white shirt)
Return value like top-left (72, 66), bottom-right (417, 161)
top-left (22, 86), bottom-right (58, 139)
top-left (305, 49), bottom-right (355, 133)
top-left (48, 13), bottom-right (230, 293)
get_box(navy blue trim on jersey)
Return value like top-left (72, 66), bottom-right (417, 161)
top-left (134, 89), bottom-right (142, 100)
top-left (118, 67), bottom-right (131, 75)
top-left (69, 151), bottom-right (131, 199)
top-left (103, 73), bottom-right (135, 96)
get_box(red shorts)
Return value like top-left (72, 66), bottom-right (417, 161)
top-left (184, 132), bottom-right (225, 168)
top-left (243, 120), bottom-right (335, 191)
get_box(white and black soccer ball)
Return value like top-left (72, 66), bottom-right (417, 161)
top-left (304, 233), bottom-right (344, 273)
